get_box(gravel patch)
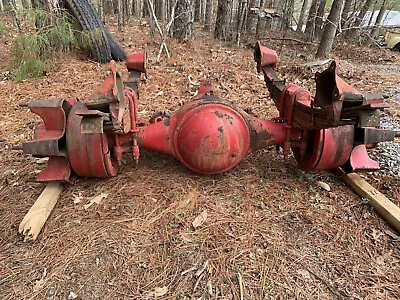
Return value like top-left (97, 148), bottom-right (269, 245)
top-left (369, 115), bottom-right (400, 177)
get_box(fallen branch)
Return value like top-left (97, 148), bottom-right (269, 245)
top-left (19, 182), bottom-right (63, 241)
top-left (188, 75), bottom-right (200, 87)
top-left (146, 0), bottom-right (178, 62)
top-left (238, 272), bottom-right (244, 300)
top-left (262, 37), bottom-right (316, 45)
top-left (218, 74), bottom-right (230, 92)
top-left (146, 0), bottom-right (169, 60)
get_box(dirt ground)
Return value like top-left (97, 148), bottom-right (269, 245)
top-left (1, 14), bottom-right (400, 300)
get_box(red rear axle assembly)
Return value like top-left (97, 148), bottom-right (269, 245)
top-left (22, 42), bottom-right (397, 182)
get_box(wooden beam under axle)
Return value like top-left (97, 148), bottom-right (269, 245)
top-left (19, 182), bottom-right (63, 241)
top-left (335, 168), bottom-right (400, 232)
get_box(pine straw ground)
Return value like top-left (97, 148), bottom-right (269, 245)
top-left (1, 15), bottom-right (400, 299)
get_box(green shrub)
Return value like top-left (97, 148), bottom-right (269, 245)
top-left (11, 9), bottom-right (92, 81)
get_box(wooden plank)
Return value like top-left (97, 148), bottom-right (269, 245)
top-left (19, 182), bottom-right (63, 241)
top-left (335, 168), bottom-right (400, 232)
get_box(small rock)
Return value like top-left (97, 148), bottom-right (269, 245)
top-left (68, 291), bottom-right (77, 300)
top-left (35, 157), bottom-right (49, 164)
top-left (47, 287), bottom-right (55, 300)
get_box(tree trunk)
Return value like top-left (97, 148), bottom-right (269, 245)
top-left (147, 0), bottom-right (155, 38)
top-left (156, 0), bottom-right (166, 20)
top-left (97, 0), bottom-right (104, 21)
top-left (340, 0), bottom-right (352, 31)
top-left (264, 0), bottom-right (272, 30)
top-left (122, 0), bottom-right (127, 25)
top-left (204, 0), bottom-right (213, 31)
top-left (314, 0), bottom-right (326, 39)
top-left (281, 0), bottom-right (294, 30)
top-left (304, 0), bottom-right (318, 40)
top-left (133, 0), bottom-right (143, 18)
top-left (366, 0), bottom-right (377, 27)
top-left (229, 0), bottom-right (238, 35)
top-left (236, 0), bottom-right (247, 47)
top-left (173, 0), bottom-right (194, 40)
top-left (370, 0), bottom-right (387, 40)
top-left (200, 0), bottom-right (206, 23)
top-left (246, 0), bottom-right (260, 34)
top-left (194, 0), bottom-right (201, 22)
top-left (117, 0), bottom-right (122, 31)
top-left (297, 0), bottom-right (310, 32)
top-left (214, 0), bottom-right (232, 40)
top-left (316, 0), bottom-right (344, 58)
top-left (255, 0), bottom-right (266, 38)
top-left (128, 0), bottom-right (134, 19)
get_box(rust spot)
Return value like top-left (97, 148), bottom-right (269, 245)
top-left (135, 136), bottom-right (143, 146)
top-left (214, 111), bottom-right (233, 125)
top-left (250, 130), bottom-right (274, 151)
top-left (166, 134), bottom-right (170, 141)
top-left (218, 126), bottom-right (224, 133)
top-left (331, 127), bottom-right (353, 168)
top-left (231, 153), bottom-right (236, 158)
top-left (214, 111), bottom-right (223, 118)
top-left (164, 118), bottom-right (171, 126)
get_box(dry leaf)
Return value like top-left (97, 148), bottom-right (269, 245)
top-left (296, 268), bottom-right (311, 279)
top-left (84, 193), bottom-right (108, 210)
top-left (179, 231), bottom-right (194, 243)
top-left (152, 286), bottom-right (168, 297)
top-left (317, 181), bottom-right (331, 192)
top-left (180, 189), bottom-right (197, 210)
top-left (192, 209), bottom-right (208, 228)
top-left (73, 193), bottom-right (83, 204)
top-left (33, 268), bottom-right (47, 292)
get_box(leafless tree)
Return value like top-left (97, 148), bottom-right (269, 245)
top-left (204, 0), bottom-right (213, 31)
top-left (236, 0), bottom-right (247, 47)
top-left (340, 0), bottom-right (352, 31)
top-left (314, 0), bottom-right (326, 39)
top-left (173, 0), bottom-right (194, 39)
top-left (255, 0), bottom-right (267, 38)
top-left (214, 0), bottom-right (232, 40)
top-left (316, 0), bottom-right (344, 58)
top-left (117, 0), bottom-right (122, 31)
top-left (194, 0), bottom-right (201, 22)
top-left (297, 0), bottom-right (310, 32)
top-left (370, 0), bottom-right (387, 40)
top-left (347, 0), bottom-right (374, 39)
top-left (246, 0), bottom-right (260, 34)
top-left (304, 0), bottom-right (318, 40)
